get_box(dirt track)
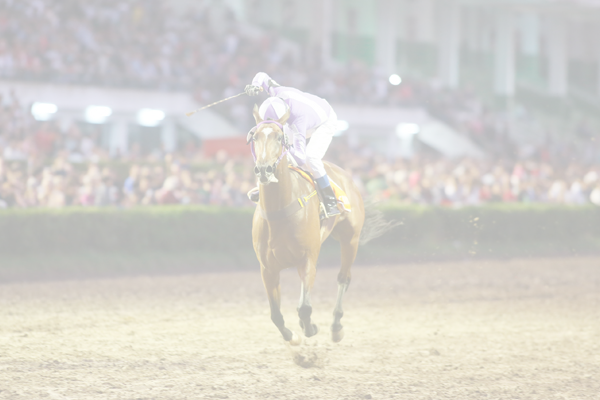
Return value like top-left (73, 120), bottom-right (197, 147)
top-left (0, 257), bottom-right (599, 400)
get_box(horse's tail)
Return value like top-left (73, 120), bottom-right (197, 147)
top-left (359, 201), bottom-right (401, 246)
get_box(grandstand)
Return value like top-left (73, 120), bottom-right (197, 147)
top-left (0, 0), bottom-right (599, 207)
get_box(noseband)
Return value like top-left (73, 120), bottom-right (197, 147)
top-left (250, 120), bottom-right (290, 176)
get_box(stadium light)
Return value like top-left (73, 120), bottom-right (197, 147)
top-left (137, 108), bottom-right (166, 127)
top-left (389, 74), bottom-right (402, 86)
top-left (31, 102), bottom-right (58, 121)
top-left (396, 123), bottom-right (420, 137)
top-left (85, 106), bottom-right (112, 124)
top-left (334, 120), bottom-right (350, 136)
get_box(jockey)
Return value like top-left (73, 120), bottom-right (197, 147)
top-left (245, 72), bottom-right (341, 218)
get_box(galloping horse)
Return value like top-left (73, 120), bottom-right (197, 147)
top-left (249, 105), bottom-right (365, 345)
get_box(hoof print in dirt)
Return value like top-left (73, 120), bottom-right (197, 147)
top-left (290, 345), bottom-right (328, 369)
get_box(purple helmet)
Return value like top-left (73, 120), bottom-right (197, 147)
top-left (258, 97), bottom-right (288, 122)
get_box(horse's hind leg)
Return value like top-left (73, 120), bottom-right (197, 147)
top-left (332, 235), bottom-right (359, 343)
top-left (297, 257), bottom-right (319, 338)
top-left (261, 266), bottom-right (301, 345)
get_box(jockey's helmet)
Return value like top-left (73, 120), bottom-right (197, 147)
top-left (258, 97), bottom-right (288, 123)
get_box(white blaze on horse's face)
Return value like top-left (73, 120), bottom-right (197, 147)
top-left (253, 123), bottom-right (285, 185)
top-left (261, 128), bottom-right (273, 159)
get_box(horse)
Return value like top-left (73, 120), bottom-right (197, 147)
top-left (249, 104), bottom-right (365, 345)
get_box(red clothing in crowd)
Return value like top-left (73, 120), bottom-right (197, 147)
top-left (33, 129), bottom-right (56, 154)
top-left (158, 190), bottom-right (179, 204)
top-left (479, 186), bottom-right (492, 202)
top-left (502, 189), bottom-right (517, 202)
top-left (408, 170), bottom-right (421, 188)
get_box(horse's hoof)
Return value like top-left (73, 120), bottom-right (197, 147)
top-left (331, 327), bottom-right (345, 343)
top-left (312, 324), bottom-right (319, 336)
top-left (287, 331), bottom-right (302, 346)
top-left (304, 324), bottom-right (319, 337)
top-left (299, 320), bottom-right (318, 338)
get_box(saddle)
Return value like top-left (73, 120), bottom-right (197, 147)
top-left (289, 166), bottom-right (352, 212)
top-left (254, 165), bottom-right (352, 221)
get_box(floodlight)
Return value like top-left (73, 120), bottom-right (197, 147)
top-left (334, 120), bottom-right (350, 136)
top-left (85, 106), bottom-right (112, 124)
top-left (389, 74), bottom-right (402, 86)
top-left (396, 123), bottom-right (420, 137)
top-left (31, 102), bottom-right (58, 121)
top-left (137, 108), bottom-right (166, 127)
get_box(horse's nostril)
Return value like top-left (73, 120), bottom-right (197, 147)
top-left (254, 166), bottom-right (260, 175)
top-left (266, 165), bottom-right (273, 174)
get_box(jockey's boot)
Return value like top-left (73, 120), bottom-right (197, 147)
top-left (318, 185), bottom-right (341, 218)
top-left (247, 187), bottom-right (260, 203)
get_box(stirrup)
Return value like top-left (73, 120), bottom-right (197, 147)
top-left (319, 202), bottom-right (327, 220)
top-left (316, 185), bottom-right (340, 219)
top-left (320, 201), bottom-right (341, 220)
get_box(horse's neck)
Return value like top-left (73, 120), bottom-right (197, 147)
top-left (259, 164), bottom-right (294, 212)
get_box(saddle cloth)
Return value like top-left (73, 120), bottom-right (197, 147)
top-left (289, 166), bottom-right (352, 212)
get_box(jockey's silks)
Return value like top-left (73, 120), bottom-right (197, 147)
top-left (253, 72), bottom-right (334, 167)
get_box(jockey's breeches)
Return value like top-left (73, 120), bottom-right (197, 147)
top-left (305, 110), bottom-right (338, 179)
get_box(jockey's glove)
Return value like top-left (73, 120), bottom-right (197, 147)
top-left (245, 85), bottom-right (262, 96)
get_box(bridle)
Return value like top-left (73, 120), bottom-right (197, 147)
top-left (247, 120), bottom-right (320, 220)
top-left (249, 120), bottom-right (290, 177)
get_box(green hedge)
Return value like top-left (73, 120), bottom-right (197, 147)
top-left (0, 206), bottom-right (253, 255)
top-left (377, 204), bottom-right (600, 245)
top-left (0, 205), bottom-right (598, 258)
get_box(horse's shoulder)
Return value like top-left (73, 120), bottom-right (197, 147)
top-left (323, 161), bottom-right (351, 185)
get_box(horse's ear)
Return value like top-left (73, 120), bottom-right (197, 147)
top-left (252, 104), bottom-right (262, 124)
top-left (278, 107), bottom-right (290, 126)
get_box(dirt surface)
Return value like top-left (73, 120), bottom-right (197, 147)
top-left (0, 257), bottom-right (599, 400)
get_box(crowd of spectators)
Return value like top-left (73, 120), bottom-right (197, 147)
top-left (1, 86), bottom-right (600, 209)
top-left (1, 106), bottom-right (599, 208)
top-left (0, 154), bottom-right (256, 208)
top-left (3, 0), bottom-right (598, 158)
top-left (1, 0), bottom-right (600, 208)
top-left (0, 0), bottom-right (494, 107)
top-left (331, 141), bottom-right (600, 207)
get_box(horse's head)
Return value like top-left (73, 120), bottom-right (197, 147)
top-left (249, 104), bottom-right (290, 185)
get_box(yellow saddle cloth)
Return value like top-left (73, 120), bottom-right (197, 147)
top-left (289, 166), bottom-right (352, 212)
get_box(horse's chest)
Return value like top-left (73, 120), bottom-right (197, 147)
top-left (269, 247), bottom-right (303, 267)
top-left (268, 235), bottom-right (310, 261)
top-left (256, 233), bottom-right (308, 268)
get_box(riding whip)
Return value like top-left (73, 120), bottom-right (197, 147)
top-left (185, 92), bottom-right (246, 117)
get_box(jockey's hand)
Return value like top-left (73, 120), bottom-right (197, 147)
top-left (244, 85), bottom-right (262, 96)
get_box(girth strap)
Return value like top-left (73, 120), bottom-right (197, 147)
top-left (258, 190), bottom-right (318, 221)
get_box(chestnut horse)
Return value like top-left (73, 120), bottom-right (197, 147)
top-left (250, 105), bottom-right (365, 345)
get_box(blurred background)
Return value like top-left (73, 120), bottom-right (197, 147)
top-left (0, 0), bottom-right (600, 275)
top-left (2, 4), bottom-right (599, 396)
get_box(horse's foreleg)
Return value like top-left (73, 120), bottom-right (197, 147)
top-left (261, 266), bottom-right (301, 345)
top-left (332, 236), bottom-right (359, 342)
top-left (297, 258), bottom-right (319, 338)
